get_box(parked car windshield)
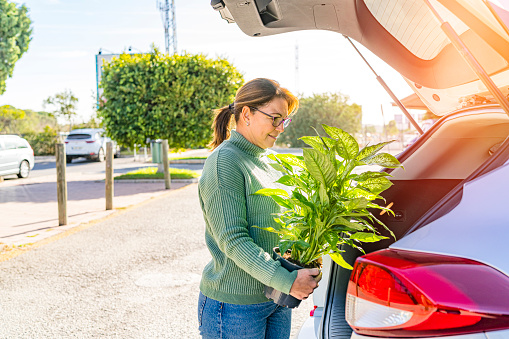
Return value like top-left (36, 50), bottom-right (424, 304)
top-left (67, 134), bottom-right (92, 140)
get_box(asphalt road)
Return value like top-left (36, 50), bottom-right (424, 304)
top-left (0, 184), bottom-right (313, 338)
top-left (22, 156), bottom-right (204, 179)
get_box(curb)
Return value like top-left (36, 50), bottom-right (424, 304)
top-left (169, 159), bottom-right (206, 164)
top-left (112, 178), bottom-right (199, 183)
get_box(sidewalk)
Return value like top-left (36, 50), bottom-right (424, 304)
top-left (0, 150), bottom-right (211, 250)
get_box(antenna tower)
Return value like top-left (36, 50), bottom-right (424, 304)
top-left (158, 0), bottom-right (177, 54)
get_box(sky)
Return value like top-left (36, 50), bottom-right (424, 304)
top-left (1, 0), bottom-right (416, 126)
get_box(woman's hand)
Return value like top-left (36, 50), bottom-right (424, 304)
top-left (289, 268), bottom-right (322, 300)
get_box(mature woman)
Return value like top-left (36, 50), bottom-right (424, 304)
top-left (197, 78), bottom-right (320, 339)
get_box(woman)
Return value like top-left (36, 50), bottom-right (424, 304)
top-left (197, 78), bottom-right (321, 339)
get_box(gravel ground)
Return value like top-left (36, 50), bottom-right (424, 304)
top-left (0, 183), bottom-right (313, 338)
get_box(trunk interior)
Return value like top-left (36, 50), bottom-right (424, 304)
top-left (321, 106), bottom-right (509, 338)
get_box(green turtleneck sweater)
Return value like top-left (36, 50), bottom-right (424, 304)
top-left (198, 130), bottom-right (298, 305)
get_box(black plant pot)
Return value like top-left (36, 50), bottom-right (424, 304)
top-left (264, 247), bottom-right (303, 308)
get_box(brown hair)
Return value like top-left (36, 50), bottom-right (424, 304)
top-left (208, 78), bottom-right (299, 149)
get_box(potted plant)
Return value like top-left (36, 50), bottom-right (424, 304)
top-left (255, 124), bottom-right (402, 308)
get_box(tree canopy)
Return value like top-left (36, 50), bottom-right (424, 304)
top-left (98, 50), bottom-right (244, 148)
top-left (43, 89), bottom-right (79, 132)
top-left (0, 0), bottom-right (32, 95)
top-left (277, 93), bottom-right (362, 148)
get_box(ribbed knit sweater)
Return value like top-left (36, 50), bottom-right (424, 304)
top-left (198, 130), bottom-right (298, 305)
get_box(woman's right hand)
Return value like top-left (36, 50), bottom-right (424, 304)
top-left (289, 268), bottom-right (322, 300)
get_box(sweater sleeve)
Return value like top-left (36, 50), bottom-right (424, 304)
top-left (202, 156), bottom-right (297, 294)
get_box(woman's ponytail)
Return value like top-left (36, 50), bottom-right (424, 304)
top-left (208, 105), bottom-right (234, 149)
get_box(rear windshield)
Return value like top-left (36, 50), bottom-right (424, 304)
top-left (67, 134), bottom-right (92, 140)
top-left (16, 139), bottom-right (28, 148)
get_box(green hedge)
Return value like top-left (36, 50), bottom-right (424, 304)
top-left (98, 49), bottom-right (244, 148)
top-left (23, 126), bottom-right (58, 155)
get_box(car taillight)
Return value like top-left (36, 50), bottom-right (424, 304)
top-left (86, 140), bottom-right (95, 143)
top-left (346, 249), bottom-right (509, 337)
top-left (65, 141), bottom-right (68, 144)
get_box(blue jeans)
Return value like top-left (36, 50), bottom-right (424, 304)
top-left (198, 292), bottom-right (292, 339)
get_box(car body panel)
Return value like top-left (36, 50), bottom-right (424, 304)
top-left (351, 330), bottom-right (488, 339)
top-left (0, 135), bottom-right (35, 178)
top-left (350, 328), bottom-right (509, 339)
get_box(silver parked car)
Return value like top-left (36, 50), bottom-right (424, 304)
top-left (0, 135), bottom-right (35, 179)
top-left (213, 1), bottom-right (509, 338)
top-left (64, 128), bottom-right (118, 163)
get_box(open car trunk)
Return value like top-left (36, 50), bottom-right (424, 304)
top-left (216, 0), bottom-right (509, 115)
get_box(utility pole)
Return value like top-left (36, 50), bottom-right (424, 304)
top-left (158, 0), bottom-right (177, 54)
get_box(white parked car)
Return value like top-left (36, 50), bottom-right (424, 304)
top-left (212, 1), bottom-right (509, 338)
top-left (0, 135), bottom-right (34, 179)
top-left (65, 128), bottom-right (118, 163)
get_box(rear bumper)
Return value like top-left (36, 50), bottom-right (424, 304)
top-left (350, 329), bottom-right (509, 339)
top-left (66, 154), bottom-right (97, 159)
top-left (297, 308), bottom-right (323, 339)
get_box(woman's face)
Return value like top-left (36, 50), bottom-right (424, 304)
top-left (242, 98), bottom-right (289, 149)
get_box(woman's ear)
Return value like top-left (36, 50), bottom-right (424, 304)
top-left (241, 106), bottom-right (251, 126)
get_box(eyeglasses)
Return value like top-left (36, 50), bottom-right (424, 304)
top-left (249, 107), bottom-right (292, 128)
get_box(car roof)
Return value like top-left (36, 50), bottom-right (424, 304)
top-left (216, 0), bottom-right (509, 115)
top-left (68, 128), bottom-right (104, 134)
top-left (0, 135), bottom-right (23, 139)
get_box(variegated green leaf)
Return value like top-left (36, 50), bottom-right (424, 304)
top-left (276, 154), bottom-right (306, 169)
top-left (330, 253), bottom-right (353, 270)
top-left (269, 162), bottom-right (287, 173)
top-left (364, 153), bottom-right (402, 168)
top-left (346, 197), bottom-right (368, 210)
top-left (360, 177), bottom-right (393, 194)
top-left (356, 141), bottom-right (393, 161)
top-left (330, 216), bottom-right (366, 231)
top-left (346, 188), bottom-right (381, 201)
top-left (253, 188), bottom-right (289, 198)
top-left (350, 171), bottom-right (391, 182)
top-left (350, 232), bottom-right (388, 243)
top-left (271, 195), bottom-right (293, 209)
top-left (303, 148), bottom-right (336, 187)
top-left (276, 175), bottom-right (297, 187)
top-left (319, 183), bottom-right (329, 205)
top-left (322, 124), bottom-right (359, 160)
top-left (324, 231), bottom-right (339, 247)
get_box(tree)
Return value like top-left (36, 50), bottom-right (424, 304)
top-left (0, 0), bottom-right (32, 95)
top-left (43, 89), bottom-right (78, 132)
top-left (98, 49), bottom-right (244, 148)
top-left (386, 120), bottom-right (399, 136)
top-left (0, 105), bottom-right (25, 133)
top-left (277, 93), bottom-right (362, 148)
